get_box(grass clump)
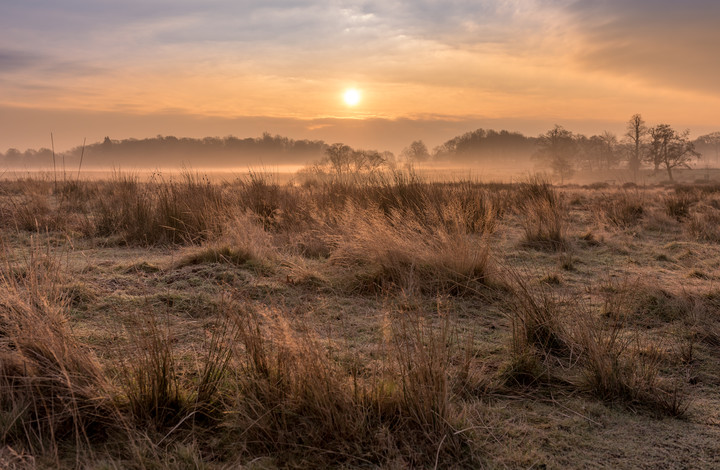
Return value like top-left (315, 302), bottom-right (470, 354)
top-left (664, 191), bottom-right (698, 220)
top-left (94, 172), bottom-right (229, 245)
top-left (0, 261), bottom-right (122, 460)
top-left (329, 203), bottom-right (493, 295)
top-left (516, 178), bottom-right (567, 251)
top-left (506, 273), bottom-right (691, 416)
top-left (573, 306), bottom-right (689, 416)
top-left (595, 191), bottom-right (645, 228)
top-left (175, 214), bottom-right (276, 270)
top-left (688, 208), bottom-right (720, 242)
top-left (122, 316), bottom-right (185, 429)
top-left (226, 303), bottom-right (474, 468)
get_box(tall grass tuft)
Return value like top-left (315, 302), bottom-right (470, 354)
top-left (516, 177), bottom-right (567, 250)
top-left (329, 202), bottom-right (493, 295)
top-left (0, 242), bottom-right (121, 459)
top-left (572, 298), bottom-right (689, 416)
top-left (595, 191), bottom-right (645, 228)
top-left (664, 190), bottom-right (698, 220)
top-left (94, 171), bottom-right (228, 245)
top-left (227, 302), bottom-right (474, 467)
top-left (122, 315), bottom-right (185, 428)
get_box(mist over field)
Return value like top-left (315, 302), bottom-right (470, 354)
top-left (3, 119), bottom-right (719, 186)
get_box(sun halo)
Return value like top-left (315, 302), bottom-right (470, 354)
top-left (343, 88), bottom-right (361, 106)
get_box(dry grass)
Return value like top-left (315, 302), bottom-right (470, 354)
top-left (516, 178), bottom-right (567, 250)
top-left (505, 273), bottom-right (691, 416)
top-left (0, 173), bottom-right (717, 467)
top-left (0, 243), bottom-right (124, 460)
top-left (329, 202), bottom-right (493, 295)
top-left (594, 190), bottom-right (645, 229)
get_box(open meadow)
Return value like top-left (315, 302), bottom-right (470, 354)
top-left (1, 171), bottom-right (720, 468)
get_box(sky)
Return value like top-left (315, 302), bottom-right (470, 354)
top-left (2, 0), bottom-right (720, 153)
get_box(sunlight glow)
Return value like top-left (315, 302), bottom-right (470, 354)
top-left (343, 88), bottom-right (361, 106)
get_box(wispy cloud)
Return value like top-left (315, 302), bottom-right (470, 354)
top-left (0, 0), bottom-right (718, 134)
top-left (567, 0), bottom-right (720, 94)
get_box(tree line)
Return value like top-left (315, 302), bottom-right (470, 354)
top-left (534, 115), bottom-right (705, 183)
top-left (0, 133), bottom-right (327, 168)
top-left (396, 115), bottom-right (713, 182)
top-left (2, 117), bottom-right (718, 180)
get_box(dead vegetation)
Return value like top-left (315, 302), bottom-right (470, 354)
top-left (0, 172), bottom-right (719, 468)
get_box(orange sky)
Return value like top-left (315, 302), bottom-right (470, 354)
top-left (2, 0), bottom-right (720, 153)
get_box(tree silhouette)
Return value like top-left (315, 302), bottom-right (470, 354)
top-left (624, 114), bottom-right (648, 181)
top-left (401, 140), bottom-right (430, 163)
top-left (536, 125), bottom-right (577, 183)
top-left (647, 124), bottom-right (700, 181)
top-left (696, 132), bottom-right (720, 167)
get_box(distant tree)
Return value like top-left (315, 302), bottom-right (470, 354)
top-left (696, 132), bottom-right (720, 167)
top-left (3, 148), bottom-right (21, 165)
top-left (647, 124), bottom-right (700, 181)
top-left (350, 149), bottom-right (386, 173)
top-left (598, 131), bottom-right (619, 169)
top-left (325, 143), bottom-right (354, 175)
top-left (401, 140), bottom-right (430, 163)
top-left (380, 150), bottom-right (396, 166)
top-left (624, 114), bottom-right (648, 180)
top-left (310, 143), bottom-right (389, 178)
top-left (577, 132), bottom-right (618, 171)
top-left (535, 125), bottom-right (577, 183)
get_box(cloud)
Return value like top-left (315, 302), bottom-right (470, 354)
top-left (0, 49), bottom-right (43, 74)
top-left (567, 0), bottom-right (720, 94)
top-left (2, 0), bottom-right (718, 127)
top-left (0, 1), bottom-right (560, 63)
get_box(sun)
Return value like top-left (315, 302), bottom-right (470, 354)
top-left (343, 88), bottom-right (361, 106)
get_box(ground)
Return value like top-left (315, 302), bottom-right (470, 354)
top-left (0, 172), bottom-right (719, 468)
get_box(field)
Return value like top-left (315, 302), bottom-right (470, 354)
top-left (1, 171), bottom-right (720, 468)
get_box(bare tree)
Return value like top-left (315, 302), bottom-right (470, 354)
top-left (535, 125), bottom-right (577, 183)
top-left (578, 132), bottom-right (619, 171)
top-left (647, 124), bottom-right (700, 181)
top-left (312, 143), bottom-right (388, 178)
top-left (697, 132), bottom-right (720, 167)
top-left (349, 149), bottom-right (386, 173)
top-left (624, 114), bottom-right (648, 181)
top-left (599, 131), bottom-right (619, 170)
top-left (401, 140), bottom-right (430, 163)
top-left (324, 143), bottom-right (354, 175)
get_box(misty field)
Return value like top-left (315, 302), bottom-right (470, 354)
top-left (1, 171), bottom-right (720, 469)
